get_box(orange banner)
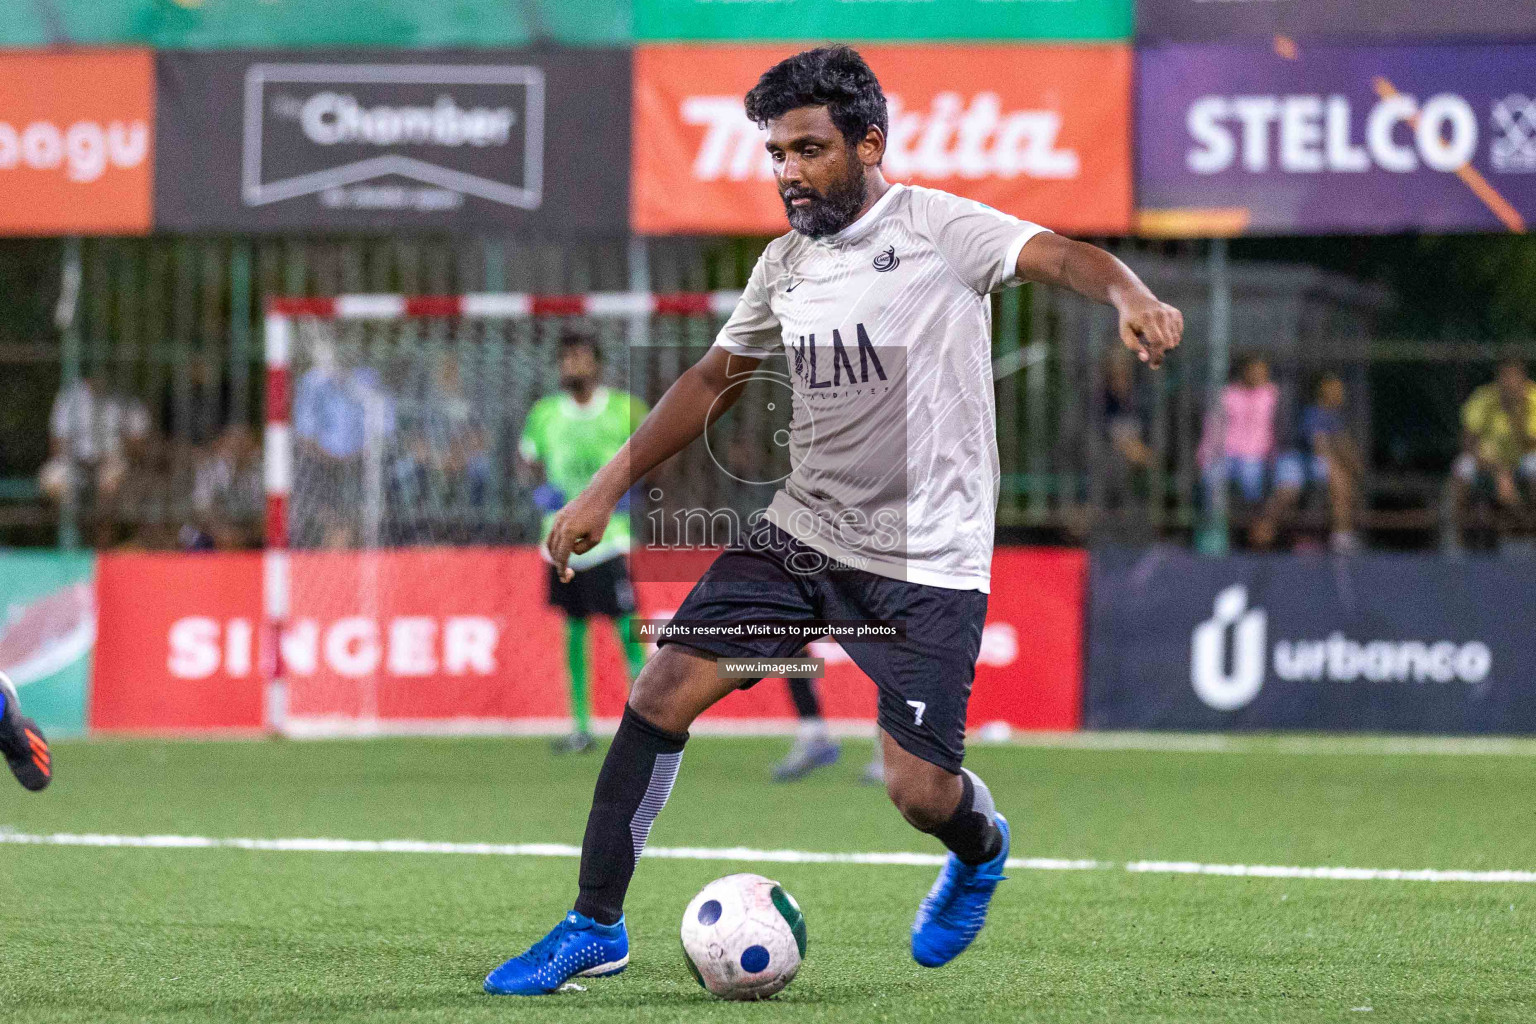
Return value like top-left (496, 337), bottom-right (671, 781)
top-left (0, 49), bottom-right (154, 236)
top-left (633, 44), bottom-right (1131, 235)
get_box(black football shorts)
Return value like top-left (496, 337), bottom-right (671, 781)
top-left (659, 523), bottom-right (987, 774)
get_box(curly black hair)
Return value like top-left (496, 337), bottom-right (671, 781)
top-left (743, 46), bottom-right (888, 155)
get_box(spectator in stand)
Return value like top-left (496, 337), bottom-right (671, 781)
top-left (293, 340), bottom-right (393, 549)
top-left (1268, 373), bottom-right (1364, 553)
top-left (394, 355), bottom-right (491, 511)
top-left (40, 371), bottom-right (152, 543)
top-left (1198, 355), bottom-right (1280, 544)
top-left (181, 424), bottom-right (264, 551)
top-left (1452, 359), bottom-right (1536, 538)
top-left (1097, 349), bottom-right (1156, 542)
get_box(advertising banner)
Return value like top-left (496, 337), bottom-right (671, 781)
top-left (1137, 43), bottom-right (1536, 236)
top-left (633, 44), bottom-right (1132, 235)
top-left (1136, 0), bottom-right (1536, 43)
top-left (637, 0), bottom-right (1132, 42)
top-left (92, 552), bottom-right (265, 732)
top-left (0, 552), bottom-right (96, 738)
top-left (1086, 549), bottom-right (1536, 733)
top-left (0, 50), bottom-right (154, 236)
top-left (90, 546), bottom-right (1081, 734)
top-left (1, 1), bottom-right (628, 48)
top-left (154, 50), bottom-right (631, 235)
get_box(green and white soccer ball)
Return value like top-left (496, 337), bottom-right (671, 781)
top-left (679, 873), bottom-right (806, 1000)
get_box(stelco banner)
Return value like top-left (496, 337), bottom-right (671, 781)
top-left (1137, 0), bottom-right (1536, 43)
top-left (92, 547), bottom-right (1083, 734)
top-left (1137, 43), bottom-right (1536, 235)
top-left (1087, 549), bottom-right (1536, 734)
top-left (633, 44), bottom-right (1132, 235)
top-left (154, 50), bottom-right (631, 234)
top-left (636, 0), bottom-right (1132, 41)
top-left (0, 49), bottom-right (154, 235)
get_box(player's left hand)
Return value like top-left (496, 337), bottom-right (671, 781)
top-left (1119, 296), bottom-right (1183, 369)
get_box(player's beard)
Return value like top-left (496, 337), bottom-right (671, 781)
top-left (781, 154), bottom-right (868, 239)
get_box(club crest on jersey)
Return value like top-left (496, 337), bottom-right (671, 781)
top-left (872, 246), bottom-right (900, 273)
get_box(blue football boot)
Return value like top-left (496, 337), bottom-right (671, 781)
top-left (910, 813), bottom-right (1010, 967)
top-left (484, 910), bottom-right (629, 996)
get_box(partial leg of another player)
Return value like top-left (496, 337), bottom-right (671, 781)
top-left (485, 644), bottom-right (733, 995)
top-left (551, 617), bottom-right (595, 755)
top-left (0, 670), bottom-right (52, 791)
top-left (771, 676), bottom-right (840, 781)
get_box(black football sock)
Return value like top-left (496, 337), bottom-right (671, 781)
top-left (787, 677), bottom-right (822, 719)
top-left (928, 768), bottom-right (1003, 866)
top-left (573, 704), bottom-right (688, 925)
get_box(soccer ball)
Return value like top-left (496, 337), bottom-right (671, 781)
top-left (679, 873), bottom-right (806, 1000)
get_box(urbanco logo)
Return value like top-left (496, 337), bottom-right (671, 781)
top-left (1191, 585), bottom-right (1267, 711)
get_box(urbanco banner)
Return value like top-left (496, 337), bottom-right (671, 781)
top-left (1087, 548), bottom-right (1536, 733)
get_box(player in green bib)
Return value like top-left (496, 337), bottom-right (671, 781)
top-left (520, 332), bottom-right (650, 754)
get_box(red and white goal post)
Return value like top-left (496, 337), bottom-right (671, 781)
top-left (261, 291), bottom-right (739, 737)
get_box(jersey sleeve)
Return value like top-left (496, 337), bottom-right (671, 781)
top-left (518, 399), bottom-right (548, 463)
top-left (1461, 388), bottom-right (1491, 435)
top-left (713, 249), bottom-right (782, 358)
top-left (924, 189), bottom-right (1051, 295)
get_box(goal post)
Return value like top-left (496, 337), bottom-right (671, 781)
top-left (260, 291), bottom-right (740, 738)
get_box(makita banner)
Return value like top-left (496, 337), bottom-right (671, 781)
top-left (1137, 43), bottom-right (1536, 235)
top-left (633, 44), bottom-right (1132, 235)
top-left (154, 50), bottom-right (630, 234)
top-left (1136, 0), bottom-right (1536, 43)
top-left (92, 547), bottom-right (1082, 734)
top-left (1087, 549), bottom-right (1536, 733)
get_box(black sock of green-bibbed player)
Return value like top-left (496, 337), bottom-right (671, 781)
top-left (572, 704), bottom-right (688, 925)
top-left (929, 768), bottom-right (1003, 866)
top-left (787, 677), bottom-right (822, 719)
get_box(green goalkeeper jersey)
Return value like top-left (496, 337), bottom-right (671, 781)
top-left (519, 386), bottom-right (647, 571)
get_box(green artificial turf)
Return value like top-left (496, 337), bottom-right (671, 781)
top-left (2, 735), bottom-right (1534, 1022)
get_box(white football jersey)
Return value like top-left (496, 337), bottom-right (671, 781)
top-left (714, 183), bottom-right (1049, 593)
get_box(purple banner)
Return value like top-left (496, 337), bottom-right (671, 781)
top-left (1137, 43), bottom-right (1536, 235)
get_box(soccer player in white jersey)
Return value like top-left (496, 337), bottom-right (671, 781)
top-left (485, 45), bottom-right (1182, 995)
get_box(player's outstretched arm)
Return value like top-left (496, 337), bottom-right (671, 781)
top-left (1016, 233), bottom-right (1184, 369)
top-left (545, 345), bottom-right (763, 581)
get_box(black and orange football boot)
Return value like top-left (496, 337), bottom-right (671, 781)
top-left (0, 670), bottom-right (51, 791)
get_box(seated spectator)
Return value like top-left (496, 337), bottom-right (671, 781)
top-left (182, 424), bottom-right (264, 551)
top-left (392, 356), bottom-right (491, 510)
top-left (1452, 359), bottom-right (1536, 539)
top-left (1097, 350), bottom-right (1156, 542)
top-left (1268, 373), bottom-right (1363, 553)
top-left (1198, 355), bottom-right (1280, 539)
top-left (40, 371), bottom-right (152, 543)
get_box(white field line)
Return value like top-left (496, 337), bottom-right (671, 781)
top-left (0, 830), bottom-right (1531, 883)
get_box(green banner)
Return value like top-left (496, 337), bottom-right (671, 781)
top-left (0, 552), bottom-right (95, 738)
top-left (636, 0), bottom-right (1131, 41)
top-left (0, 0), bottom-right (629, 48)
